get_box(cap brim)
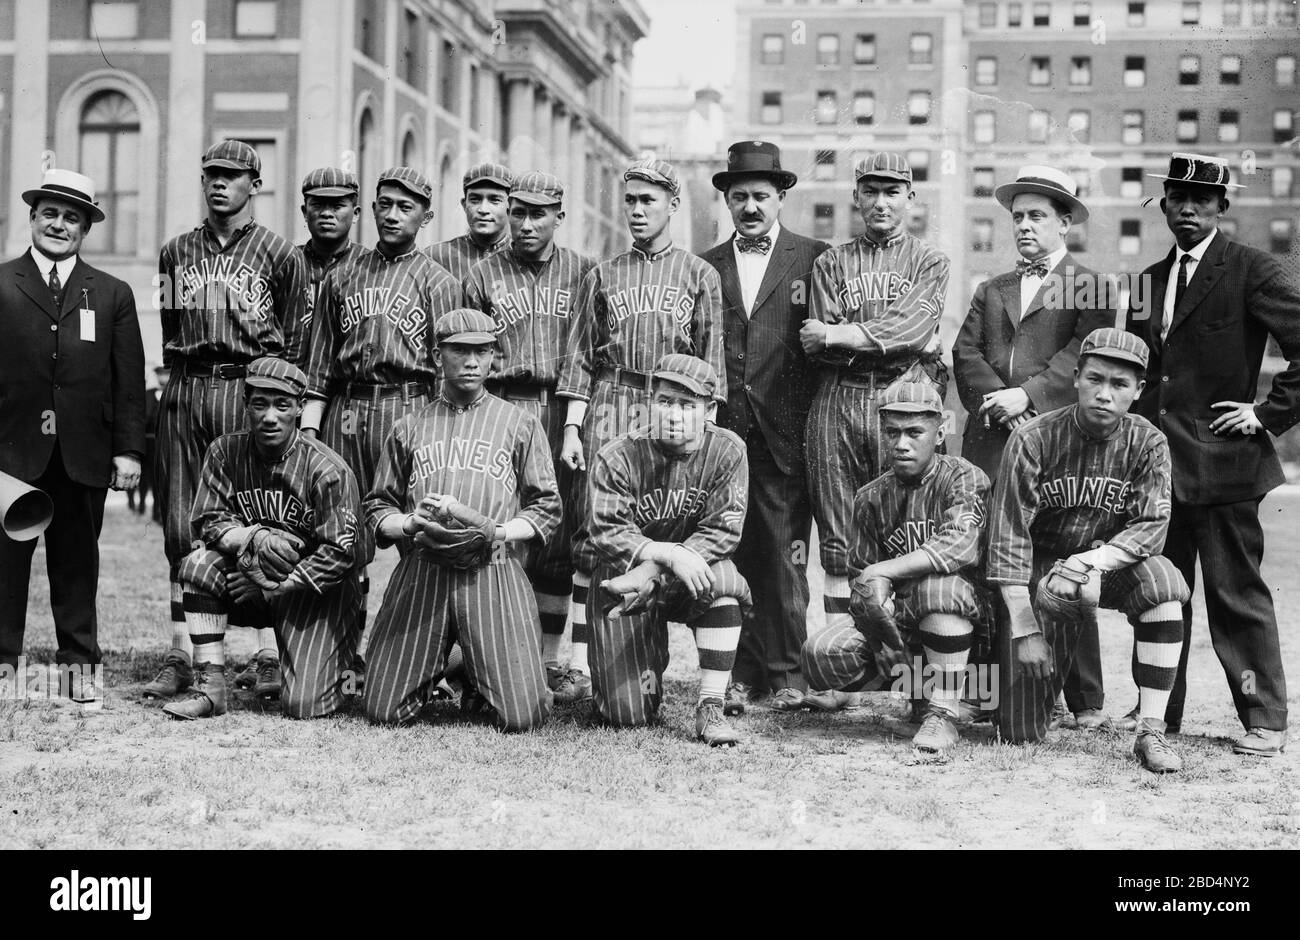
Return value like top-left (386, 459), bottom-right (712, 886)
top-left (653, 373), bottom-right (712, 397)
top-left (303, 186), bottom-right (358, 197)
top-left (509, 191), bottom-right (562, 206)
top-left (378, 180), bottom-right (431, 202)
top-left (1148, 173), bottom-right (1245, 190)
top-left (625, 170), bottom-right (678, 193)
top-left (203, 159), bottom-right (259, 174)
top-left (856, 170), bottom-right (912, 183)
top-left (1086, 349), bottom-right (1147, 369)
top-left (994, 183), bottom-right (1090, 223)
top-left (22, 189), bottom-right (106, 223)
top-left (712, 170), bottom-right (798, 192)
top-left (440, 331), bottom-right (497, 345)
top-left (244, 377), bottom-right (303, 395)
top-left (879, 403), bottom-right (942, 413)
top-left (465, 176), bottom-right (511, 190)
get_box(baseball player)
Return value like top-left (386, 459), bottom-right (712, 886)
top-left (586, 354), bottom-right (750, 745)
top-left (463, 171), bottom-right (596, 703)
top-left (297, 167), bottom-right (365, 338)
top-left (161, 358), bottom-right (366, 720)
top-left (426, 163), bottom-right (513, 283)
top-left (799, 152), bottom-right (950, 637)
top-left (146, 139), bottom-right (312, 702)
top-left (362, 309), bottom-right (561, 731)
top-left (795, 383), bottom-right (990, 755)
top-left (558, 158), bottom-right (725, 695)
top-left (986, 328), bottom-right (1190, 773)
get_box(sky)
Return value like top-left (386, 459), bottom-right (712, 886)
top-left (632, 0), bottom-right (736, 91)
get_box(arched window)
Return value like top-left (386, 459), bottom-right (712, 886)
top-left (401, 130), bottom-right (419, 168)
top-left (438, 154), bottom-right (455, 240)
top-left (78, 90), bottom-right (140, 254)
top-left (356, 107), bottom-right (376, 244)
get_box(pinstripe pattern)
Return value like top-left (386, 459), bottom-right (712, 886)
top-left (321, 388), bottom-right (433, 499)
top-left (893, 573), bottom-right (984, 627)
top-left (298, 241), bottom-right (366, 342)
top-left (801, 625), bottom-right (877, 693)
top-left (426, 232), bottom-right (511, 285)
top-left (492, 395), bottom-right (572, 589)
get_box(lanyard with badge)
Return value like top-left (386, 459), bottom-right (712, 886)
top-left (79, 288), bottom-right (95, 343)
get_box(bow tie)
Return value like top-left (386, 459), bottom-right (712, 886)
top-left (736, 235), bottom-right (771, 255)
top-left (1016, 258), bottom-right (1050, 278)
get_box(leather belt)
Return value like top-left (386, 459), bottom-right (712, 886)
top-left (597, 364), bottom-right (654, 392)
top-left (181, 360), bottom-right (248, 379)
top-left (835, 366), bottom-right (909, 391)
top-left (487, 380), bottom-right (553, 404)
top-left (341, 380), bottom-right (432, 402)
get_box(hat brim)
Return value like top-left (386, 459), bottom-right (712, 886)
top-left (712, 170), bottom-right (798, 192)
top-left (244, 376), bottom-right (304, 396)
top-left (303, 186), bottom-right (358, 198)
top-left (439, 332), bottom-right (497, 346)
top-left (203, 159), bottom-right (260, 176)
top-left (624, 170), bottom-right (680, 194)
top-left (1148, 173), bottom-right (1245, 190)
top-left (22, 189), bottom-right (106, 223)
top-left (856, 170), bottom-right (912, 184)
top-left (994, 182), bottom-right (1090, 223)
top-left (464, 177), bottom-right (511, 191)
top-left (653, 373), bottom-right (713, 398)
top-left (1084, 349), bottom-right (1147, 370)
top-left (879, 403), bottom-right (943, 414)
top-left (377, 180), bottom-right (432, 203)
top-left (509, 191), bottom-right (562, 206)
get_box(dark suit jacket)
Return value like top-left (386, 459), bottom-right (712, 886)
top-left (1126, 232), bottom-right (1300, 504)
top-left (700, 227), bottom-right (830, 476)
top-left (0, 251), bottom-right (145, 487)
top-left (952, 255), bottom-right (1116, 476)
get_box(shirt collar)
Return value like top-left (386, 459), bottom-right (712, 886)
top-left (375, 244), bottom-right (422, 264)
top-left (201, 217), bottom-right (257, 246)
top-left (29, 247), bottom-right (78, 284)
top-left (1177, 228), bottom-right (1217, 264)
top-left (438, 388), bottom-right (490, 412)
top-left (896, 455), bottom-right (941, 488)
top-left (1070, 404), bottom-right (1123, 442)
top-left (859, 228), bottom-right (906, 251)
top-left (302, 239), bottom-right (357, 265)
top-left (631, 241), bottom-right (675, 263)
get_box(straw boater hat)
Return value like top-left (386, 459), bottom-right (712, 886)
top-left (1147, 151), bottom-right (1245, 191)
top-left (994, 165), bottom-right (1089, 223)
top-left (22, 169), bottom-right (106, 223)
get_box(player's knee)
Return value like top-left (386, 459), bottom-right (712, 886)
top-left (362, 688), bottom-right (403, 725)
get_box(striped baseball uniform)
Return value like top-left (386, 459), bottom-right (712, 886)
top-left (558, 245), bottom-right (726, 574)
top-left (426, 231), bottom-right (511, 285)
top-left (585, 423), bottom-right (751, 726)
top-left (298, 239), bottom-right (365, 340)
top-left (361, 391), bottom-right (561, 730)
top-left (180, 430), bottom-right (367, 717)
top-left (802, 454), bottom-right (990, 694)
top-left (986, 406), bottom-right (1189, 742)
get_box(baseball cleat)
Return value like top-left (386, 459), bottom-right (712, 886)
top-left (1073, 708), bottom-right (1114, 732)
top-left (912, 706), bottom-right (960, 754)
top-left (552, 668), bottom-right (592, 704)
top-left (768, 687), bottom-right (806, 712)
top-left (1048, 697), bottom-right (1071, 731)
top-left (724, 680), bottom-right (754, 715)
top-left (802, 690), bottom-right (862, 712)
top-left (695, 698), bottom-right (739, 747)
top-left (1133, 718), bottom-right (1182, 773)
top-left (1232, 727), bottom-right (1287, 757)
top-left (161, 663), bottom-right (227, 720)
top-left (232, 658), bottom-right (260, 690)
top-left (141, 649), bottom-right (193, 700)
top-left (253, 651), bottom-right (281, 701)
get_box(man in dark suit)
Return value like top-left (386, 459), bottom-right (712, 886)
top-left (952, 164), bottom-right (1116, 729)
top-left (1126, 152), bottom-right (1300, 757)
top-left (0, 170), bottom-right (146, 681)
top-left (700, 141), bottom-right (830, 713)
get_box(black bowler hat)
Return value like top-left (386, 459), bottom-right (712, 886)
top-left (712, 141), bottom-right (798, 193)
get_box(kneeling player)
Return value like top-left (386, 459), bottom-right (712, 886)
top-left (362, 310), bottom-right (560, 731)
top-left (163, 358), bottom-right (367, 720)
top-left (588, 355), bottom-right (750, 746)
top-left (796, 383), bottom-right (990, 755)
top-left (986, 328), bottom-right (1190, 773)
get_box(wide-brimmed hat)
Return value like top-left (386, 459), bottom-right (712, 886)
top-left (994, 165), bottom-right (1090, 223)
top-left (22, 169), bottom-right (106, 223)
top-left (1147, 151), bottom-right (1245, 191)
top-left (712, 141), bottom-right (798, 192)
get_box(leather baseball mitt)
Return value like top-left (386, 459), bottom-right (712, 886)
top-left (238, 527), bottom-right (306, 590)
top-left (413, 498), bottom-right (498, 570)
top-left (849, 574), bottom-right (906, 672)
top-left (599, 561), bottom-right (663, 618)
top-left (1035, 556), bottom-right (1101, 622)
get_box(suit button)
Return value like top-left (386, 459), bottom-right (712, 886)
top-left (1160, 408), bottom-right (1167, 415)
top-left (1162, 375), bottom-right (1169, 383)
top-left (51, 353), bottom-right (57, 360)
top-left (50, 324), bottom-right (58, 332)
top-left (744, 384), bottom-right (753, 392)
top-left (737, 352), bottom-right (745, 360)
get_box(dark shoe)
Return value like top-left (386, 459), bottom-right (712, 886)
top-left (1048, 697), bottom-right (1071, 731)
top-left (545, 663), bottom-right (565, 691)
top-left (162, 663), bottom-right (227, 720)
top-left (552, 669), bottom-right (592, 705)
top-left (695, 698), bottom-right (739, 747)
top-left (1233, 727), bottom-right (1287, 757)
top-left (232, 659), bottom-right (260, 690)
top-left (724, 680), bottom-right (754, 716)
top-left (913, 705), bottom-right (960, 754)
top-left (461, 685), bottom-right (491, 717)
top-left (768, 688), bottom-right (806, 712)
top-left (1073, 708), bottom-right (1114, 732)
top-left (141, 650), bottom-right (193, 700)
top-left (1134, 718), bottom-right (1182, 773)
top-left (253, 650), bottom-right (281, 702)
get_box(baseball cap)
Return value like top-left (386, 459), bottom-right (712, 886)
top-left (203, 139), bottom-right (261, 176)
top-left (854, 152), bottom-right (912, 185)
top-left (510, 171), bottom-right (564, 206)
top-left (464, 162), bottom-right (513, 191)
top-left (435, 309), bottom-right (499, 346)
top-left (245, 357), bottom-right (308, 397)
top-left (1079, 328), bottom-right (1150, 370)
top-left (653, 354), bottom-right (718, 399)
top-left (377, 166), bottom-right (433, 203)
top-left (878, 382), bottom-right (944, 414)
top-left (302, 167), bottom-right (359, 198)
top-left (625, 158), bottom-right (681, 196)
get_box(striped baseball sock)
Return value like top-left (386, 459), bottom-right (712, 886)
top-left (169, 581), bottom-right (193, 657)
top-left (1133, 603), bottom-right (1182, 721)
top-left (570, 573), bottom-right (591, 675)
top-left (256, 627), bottom-right (278, 655)
top-left (536, 590), bottom-right (569, 667)
top-left (823, 573), bottom-right (852, 630)
top-left (919, 615), bottom-right (973, 719)
top-left (183, 592), bottom-right (227, 667)
top-left (693, 599), bottom-right (742, 703)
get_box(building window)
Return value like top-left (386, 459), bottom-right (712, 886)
top-left (234, 0), bottom-right (277, 37)
top-left (1252, 0), bottom-right (1269, 25)
top-left (1271, 219), bottom-right (1294, 253)
top-left (813, 203), bottom-right (835, 240)
top-left (1008, 2), bottom-right (1023, 26)
top-left (1028, 109), bottom-right (1050, 143)
top-left (1219, 110), bottom-right (1240, 143)
top-left (853, 92), bottom-right (874, 125)
top-left (817, 34), bottom-right (840, 66)
top-left (907, 205), bottom-right (928, 237)
top-left (816, 90), bottom-right (838, 124)
top-left (1177, 110), bottom-right (1199, 142)
top-left (1071, 168), bottom-right (1091, 198)
top-left (1278, 55), bottom-right (1296, 86)
top-left (907, 150), bottom-right (930, 182)
top-left (974, 111), bottom-right (996, 144)
top-left (761, 34), bottom-right (784, 65)
top-left (1281, 0), bottom-right (1298, 25)
top-left (1029, 57), bottom-right (1050, 85)
top-left (1120, 167), bottom-right (1143, 199)
top-left (1122, 110), bottom-right (1144, 145)
top-left (401, 9), bottom-right (423, 86)
top-left (910, 33), bottom-right (933, 65)
top-left (359, 0), bottom-right (379, 59)
top-left (89, 1), bottom-right (139, 38)
top-left (1127, 1), bottom-right (1146, 25)
top-left (761, 91), bottom-right (782, 124)
top-left (976, 57), bottom-right (997, 86)
top-left (1070, 57), bottom-right (1091, 86)
top-left (240, 138), bottom-right (281, 235)
top-left (1221, 55), bottom-right (1242, 84)
top-left (972, 218), bottom-right (994, 252)
top-left (77, 90), bottom-right (140, 255)
top-left (1179, 56), bottom-right (1200, 85)
top-left (1124, 56), bottom-right (1145, 87)
top-left (854, 33), bottom-right (876, 64)
top-left (440, 41), bottom-right (456, 111)
top-left (978, 2), bottom-right (997, 26)
top-left (468, 63), bottom-right (480, 129)
top-left (1182, 1), bottom-right (1200, 24)
top-left (1066, 223), bottom-right (1088, 252)
top-left (973, 167), bottom-right (994, 197)
top-left (1224, 0), bottom-right (1242, 25)
top-left (1068, 110), bottom-right (1090, 142)
top-left (1276, 109), bottom-right (1295, 142)
top-left (1033, 2), bottom-right (1050, 25)
top-left (401, 130), bottom-right (419, 167)
top-left (908, 91), bottom-right (931, 125)
top-left (1120, 219), bottom-right (1141, 256)
top-left (1073, 1), bottom-right (1091, 26)
top-left (1273, 166), bottom-right (1294, 198)
top-left (814, 149), bottom-right (836, 181)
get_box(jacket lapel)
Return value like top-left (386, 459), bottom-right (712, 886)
top-left (714, 239), bottom-right (745, 319)
top-left (60, 260), bottom-right (95, 320)
top-left (1167, 233), bottom-right (1228, 338)
top-left (14, 251), bottom-right (59, 321)
top-left (749, 228), bottom-right (796, 315)
top-left (1020, 252), bottom-right (1073, 322)
top-left (998, 272), bottom-right (1022, 328)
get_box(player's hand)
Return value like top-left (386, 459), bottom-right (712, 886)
top-left (1015, 633), bottom-right (1054, 680)
top-left (109, 455), bottom-right (142, 491)
top-left (664, 544), bottom-right (715, 599)
top-left (301, 428), bottom-right (319, 441)
top-left (561, 426), bottom-right (586, 471)
top-left (226, 569), bottom-right (265, 605)
top-left (1004, 411), bottom-right (1034, 431)
top-left (799, 319), bottom-right (829, 355)
top-left (1209, 401), bottom-right (1263, 436)
top-left (978, 387), bottom-right (1030, 426)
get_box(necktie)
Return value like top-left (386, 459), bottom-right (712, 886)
top-left (1015, 258), bottom-right (1049, 278)
top-left (736, 235), bottom-right (771, 255)
top-left (1165, 254), bottom-right (1191, 339)
top-left (48, 265), bottom-right (63, 309)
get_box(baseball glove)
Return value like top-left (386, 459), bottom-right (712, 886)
top-left (413, 498), bottom-right (498, 570)
top-left (599, 562), bottom-right (663, 618)
top-left (1035, 556), bottom-right (1101, 622)
top-left (238, 527), bottom-right (306, 590)
top-left (849, 575), bottom-right (906, 672)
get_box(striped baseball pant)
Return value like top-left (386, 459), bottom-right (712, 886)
top-left (587, 558), bottom-right (751, 727)
top-left (322, 389), bottom-right (433, 498)
top-left (363, 551), bottom-right (552, 731)
top-left (802, 572), bottom-right (983, 692)
top-left (178, 549), bottom-right (362, 718)
top-left (994, 554), bottom-right (1189, 744)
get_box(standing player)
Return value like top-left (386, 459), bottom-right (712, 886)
top-left (145, 139), bottom-right (311, 702)
top-left (362, 309), bottom-right (560, 730)
top-left (464, 171), bottom-right (596, 702)
top-left (558, 158), bottom-right (725, 689)
top-left (427, 163), bottom-right (513, 283)
top-left (297, 167), bottom-right (364, 343)
top-left (796, 383), bottom-right (990, 754)
top-left (799, 152), bottom-right (949, 636)
top-left (586, 355), bottom-right (749, 746)
top-left (986, 329), bottom-right (1190, 773)
top-left (162, 358), bottom-right (366, 720)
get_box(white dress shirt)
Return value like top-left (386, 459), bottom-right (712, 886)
top-left (1160, 228), bottom-right (1217, 342)
top-left (29, 247), bottom-right (78, 293)
top-left (1018, 243), bottom-right (1068, 320)
top-left (732, 221), bottom-right (781, 317)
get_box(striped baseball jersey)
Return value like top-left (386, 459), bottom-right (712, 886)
top-left (986, 405), bottom-right (1173, 586)
top-left (808, 231), bottom-right (949, 375)
top-left (557, 245), bottom-right (727, 403)
top-left (364, 391), bottom-right (561, 546)
top-left (850, 454), bottom-right (989, 576)
top-left (159, 219), bottom-right (311, 368)
top-left (191, 430), bottom-right (366, 593)
top-left (298, 240), bottom-right (366, 337)
top-left (426, 231), bottom-right (512, 285)
top-left (588, 423), bottom-right (749, 569)
top-left (463, 246), bottom-right (597, 385)
top-left (302, 246), bottom-right (459, 398)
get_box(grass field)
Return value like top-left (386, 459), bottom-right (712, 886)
top-left (2, 492), bottom-right (1298, 850)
